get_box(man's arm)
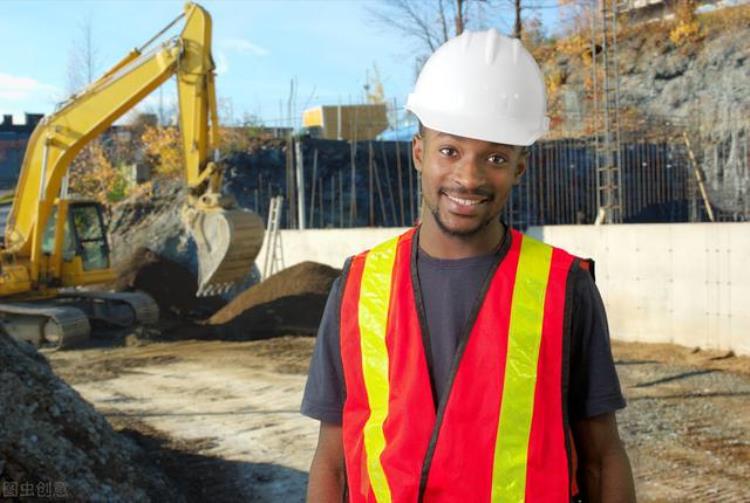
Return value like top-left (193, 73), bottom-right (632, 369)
top-left (307, 422), bottom-right (345, 502)
top-left (573, 412), bottom-right (635, 503)
top-left (569, 264), bottom-right (633, 501)
top-left (301, 268), bottom-right (349, 501)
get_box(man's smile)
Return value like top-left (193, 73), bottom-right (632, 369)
top-left (440, 190), bottom-right (492, 215)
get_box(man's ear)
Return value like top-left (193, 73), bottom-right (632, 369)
top-left (513, 148), bottom-right (529, 185)
top-left (412, 134), bottom-right (424, 172)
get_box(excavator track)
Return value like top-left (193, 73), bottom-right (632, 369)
top-left (0, 292), bottom-right (158, 350)
top-left (0, 302), bottom-right (91, 349)
top-left (58, 291), bottom-right (159, 327)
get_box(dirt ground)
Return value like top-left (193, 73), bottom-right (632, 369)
top-left (47, 336), bottom-right (317, 502)
top-left (611, 341), bottom-right (750, 502)
top-left (45, 337), bottom-right (749, 502)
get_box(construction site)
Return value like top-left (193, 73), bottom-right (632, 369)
top-left (0, 0), bottom-right (749, 501)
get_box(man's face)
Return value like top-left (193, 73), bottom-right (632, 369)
top-left (413, 127), bottom-right (527, 238)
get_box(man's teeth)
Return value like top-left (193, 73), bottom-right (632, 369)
top-left (445, 194), bottom-right (485, 206)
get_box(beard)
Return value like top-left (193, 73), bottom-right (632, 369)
top-left (426, 190), bottom-right (498, 238)
top-left (430, 206), bottom-right (495, 237)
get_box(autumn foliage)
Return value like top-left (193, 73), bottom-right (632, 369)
top-left (69, 140), bottom-right (129, 204)
top-left (68, 123), bottom-right (182, 204)
top-left (141, 125), bottom-right (184, 177)
top-left (67, 118), bottom-right (270, 205)
top-left (670, 0), bottom-right (702, 46)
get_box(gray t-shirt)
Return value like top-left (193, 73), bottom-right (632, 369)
top-left (301, 232), bottom-right (625, 424)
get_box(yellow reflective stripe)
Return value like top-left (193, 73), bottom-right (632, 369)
top-left (491, 235), bottom-right (553, 503)
top-left (358, 235), bottom-right (399, 503)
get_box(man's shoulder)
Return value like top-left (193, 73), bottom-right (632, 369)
top-left (346, 228), bottom-right (416, 264)
top-left (518, 229), bottom-right (575, 255)
top-left (518, 230), bottom-right (595, 279)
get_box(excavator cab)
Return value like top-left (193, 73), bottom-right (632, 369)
top-left (40, 200), bottom-right (114, 286)
top-left (67, 202), bottom-right (110, 271)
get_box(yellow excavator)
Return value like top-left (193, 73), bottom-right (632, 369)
top-left (0, 3), bottom-right (264, 349)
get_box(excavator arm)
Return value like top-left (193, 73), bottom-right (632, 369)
top-left (3, 2), bottom-right (263, 295)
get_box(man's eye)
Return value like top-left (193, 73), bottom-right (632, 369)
top-left (439, 147), bottom-right (457, 157)
top-left (488, 154), bottom-right (507, 165)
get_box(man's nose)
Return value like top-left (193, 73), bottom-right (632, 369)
top-left (452, 155), bottom-right (486, 190)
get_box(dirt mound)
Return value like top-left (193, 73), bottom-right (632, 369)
top-left (207, 261), bottom-right (340, 338)
top-left (113, 248), bottom-right (225, 320)
top-left (0, 333), bottom-right (181, 502)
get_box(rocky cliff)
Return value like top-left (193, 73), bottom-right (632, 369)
top-left (541, 4), bottom-right (749, 216)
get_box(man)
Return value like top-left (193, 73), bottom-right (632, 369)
top-left (302, 29), bottom-right (635, 502)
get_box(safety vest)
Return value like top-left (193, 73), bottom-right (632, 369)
top-left (339, 227), bottom-right (580, 503)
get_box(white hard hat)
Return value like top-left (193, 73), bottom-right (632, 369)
top-left (406, 29), bottom-right (549, 146)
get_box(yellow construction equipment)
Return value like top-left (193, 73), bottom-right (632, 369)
top-left (0, 2), bottom-right (264, 348)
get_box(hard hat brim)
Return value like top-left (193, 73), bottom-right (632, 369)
top-left (407, 99), bottom-right (548, 147)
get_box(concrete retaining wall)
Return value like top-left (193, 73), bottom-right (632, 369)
top-left (258, 223), bottom-right (750, 355)
top-left (256, 227), bottom-right (409, 272)
top-left (528, 223), bottom-right (750, 356)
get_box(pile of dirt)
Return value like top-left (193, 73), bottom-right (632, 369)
top-left (207, 261), bottom-right (340, 339)
top-left (0, 333), bottom-right (182, 502)
top-left (113, 247), bottom-right (225, 320)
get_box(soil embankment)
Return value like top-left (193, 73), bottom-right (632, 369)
top-left (0, 333), bottom-right (181, 501)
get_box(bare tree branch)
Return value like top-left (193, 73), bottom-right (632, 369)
top-left (400, 0), bottom-right (442, 50)
top-left (368, 0), bottom-right (461, 55)
top-left (368, 0), bottom-right (536, 79)
top-left (513, 0), bottom-right (523, 38)
top-left (455, 0), bottom-right (466, 35)
top-left (66, 13), bottom-right (100, 95)
top-left (438, 0), bottom-right (451, 43)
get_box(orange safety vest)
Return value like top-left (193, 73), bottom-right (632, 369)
top-left (339, 227), bottom-right (581, 502)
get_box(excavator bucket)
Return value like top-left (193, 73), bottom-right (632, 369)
top-left (188, 207), bottom-right (265, 296)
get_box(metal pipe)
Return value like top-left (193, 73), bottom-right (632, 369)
top-left (137, 11), bottom-right (186, 53)
top-left (295, 139), bottom-right (305, 229)
top-left (309, 149), bottom-right (318, 227)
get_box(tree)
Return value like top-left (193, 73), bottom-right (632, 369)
top-left (556, 0), bottom-right (597, 37)
top-left (512, 0), bottom-right (523, 38)
top-left (370, 0), bottom-right (539, 78)
top-left (670, 0), bottom-right (702, 46)
top-left (218, 113), bottom-right (267, 154)
top-left (63, 14), bottom-right (126, 203)
top-left (67, 139), bottom-right (131, 204)
top-left (456, 0), bottom-right (467, 34)
top-left (369, 0), bottom-right (485, 56)
top-left (141, 125), bottom-right (184, 177)
top-left (65, 13), bottom-right (100, 96)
